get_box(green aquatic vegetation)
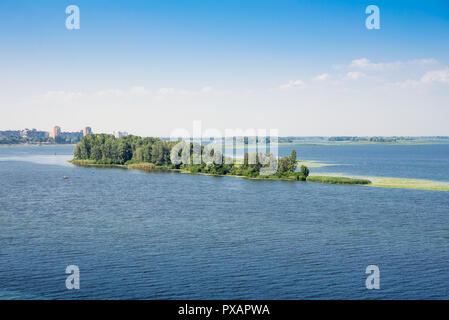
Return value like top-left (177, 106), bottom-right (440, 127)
top-left (306, 176), bottom-right (371, 185)
top-left (309, 172), bottom-right (449, 191)
top-left (365, 176), bottom-right (449, 191)
top-left (126, 163), bottom-right (156, 171)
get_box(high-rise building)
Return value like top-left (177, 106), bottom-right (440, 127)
top-left (21, 128), bottom-right (48, 139)
top-left (83, 127), bottom-right (92, 136)
top-left (113, 131), bottom-right (128, 139)
top-left (51, 126), bottom-right (61, 139)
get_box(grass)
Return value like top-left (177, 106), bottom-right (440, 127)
top-left (127, 163), bottom-right (156, 171)
top-left (365, 176), bottom-right (449, 191)
top-left (310, 172), bottom-right (449, 191)
top-left (69, 159), bottom-right (102, 166)
top-left (70, 160), bottom-right (170, 171)
top-left (306, 175), bottom-right (371, 185)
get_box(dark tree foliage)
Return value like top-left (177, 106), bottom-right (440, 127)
top-left (74, 134), bottom-right (175, 165)
top-left (289, 149), bottom-right (297, 172)
top-left (300, 165), bottom-right (310, 178)
top-left (0, 134), bottom-right (81, 145)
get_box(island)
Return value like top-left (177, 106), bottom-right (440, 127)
top-left (70, 134), bottom-right (370, 185)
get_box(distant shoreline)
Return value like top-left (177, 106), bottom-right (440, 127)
top-left (0, 143), bottom-right (76, 147)
top-left (277, 141), bottom-right (449, 146)
top-left (2, 142), bottom-right (449, 147)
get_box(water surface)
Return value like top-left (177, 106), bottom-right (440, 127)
top-left (0, 145), bottom-right (448, 299)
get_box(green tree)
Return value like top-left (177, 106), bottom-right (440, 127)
top-left (101, 137), bottom-right (115, 161)
top-left (73, 144), bottom-right (82, 159)
top-left (90, 145), bottom-right (102, 161)
top-left (74, 138), bottom-right (89, 159)
top-left (289, 149), bottom-right (297, 172)
top-left (134, 147), bottom-right (144, 162)
top-left (151, 141), bottom-right (164, 165)
top-left (142, 144), bottom-right (152, 163)
top-left (117, 141), bottom-right (132, 164)
top-left (300, 165), bottom-right (310, 178)
top-left (278, 156), bottom-right (290, 173)
top-left (242, 152), bottom-right (249, 168)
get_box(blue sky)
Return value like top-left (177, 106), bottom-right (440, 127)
top-left (1, 0), bottom-right (448, 136)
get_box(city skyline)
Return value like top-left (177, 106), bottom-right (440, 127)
top-left (1, 0), bottom-right (449, 136)
top-left (2, 125), bottom-right (449, 140)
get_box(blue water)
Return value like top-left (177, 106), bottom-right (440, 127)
top-left (0, 144), bottom-right (449, 299)
top-left (274, 144), bottom-right (449, 181)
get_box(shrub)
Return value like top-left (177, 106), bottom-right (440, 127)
top-left (127, 163), bottom-right (156, 171)
top-left (294, 172), bottom-right (307, 181)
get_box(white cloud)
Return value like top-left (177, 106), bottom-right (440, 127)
top-left (314, 73), bottom-right (331, 81)
top-left (129, 86), bottom-right (150, 95)
top-left (349, 57), bottom-right (437, 71)
top-left (410, 58), bottom-right (439, 65)
top-left (42, 90), bottom-right (84, 101)
top-left (158, 86), bottom-right (213, 95)
top-left (279, 80), bottom-right (304, 89)
top-left (391, 79), bottom-right (421, 89)
top-left (350, 58), bottom-right (377, 69)
top-left (421, 67), bottom-right (449, 83)
top-left (201, 86), bottom-right (213, 93)
top-left (41, 86), bottom-right (216, 100)
top-left (393, 67), bottom-right (449, 88)
top-left (95, 89), bottom-right (124, 97)
top-left (178, 89), bottom-right (191, 95)
top-left (346, 71), bottom-right (366, 80)
top-left (157, 87), bottom-right (176, 95)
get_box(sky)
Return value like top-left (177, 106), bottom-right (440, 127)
top-left (0, 0), bottom-right (448, 136)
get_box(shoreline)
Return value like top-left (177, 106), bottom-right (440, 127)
top-left (69, 160), bottom-right (369, 184)
top-left (69, 160), bottom-right (449, 191)
top-left (242, 141), bottom-right (449, 147)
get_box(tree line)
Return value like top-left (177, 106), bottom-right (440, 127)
top-left (73, 134), bottom-right (175, 165)
top-left (0, 134), bottom-right (81, 145)
top-left (73, 134), bottom-right (310, 180)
